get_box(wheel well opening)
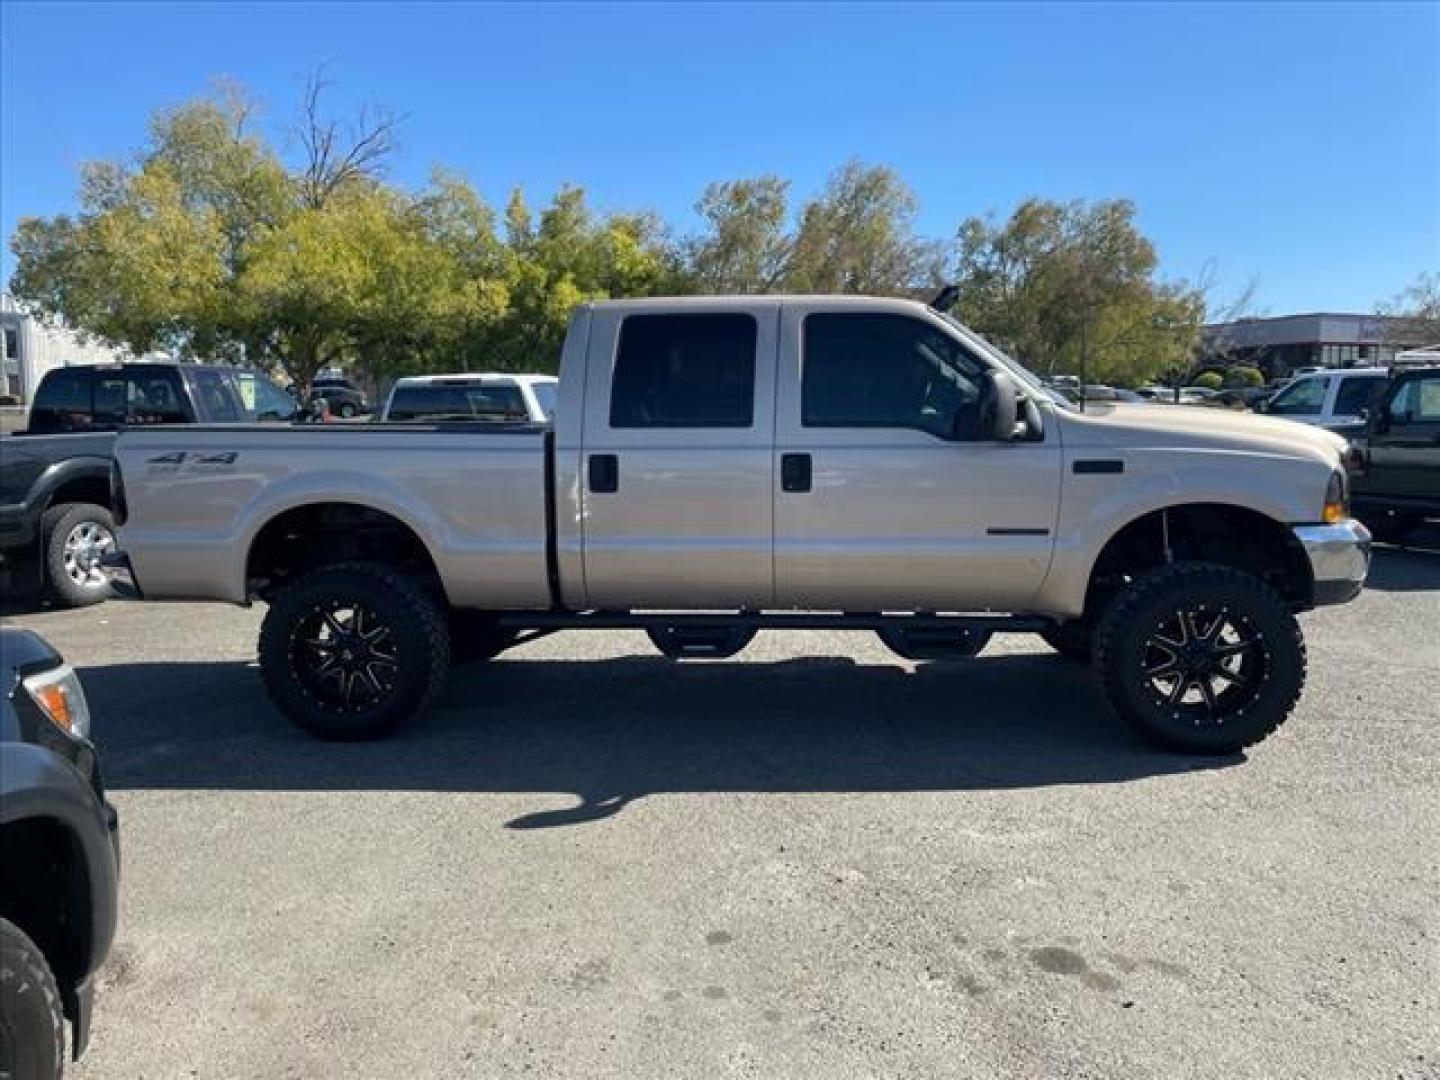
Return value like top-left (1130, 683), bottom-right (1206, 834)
top-left (1085, 504), bottom-right (1313, 619)
top-left (246, 503), bottom-right (443, 600)
top-left (46, 477), bottom-right (110, 513)
top-left (0, 819), bottom-right (91, 1001)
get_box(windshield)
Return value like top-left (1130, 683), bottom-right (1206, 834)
top-left (935, 313), bottom-right (1076, 410)
top-left (233, 370), bottom-right (299, 422)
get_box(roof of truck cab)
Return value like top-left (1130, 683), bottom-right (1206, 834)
top-left (393, 373), bottom-right (557, 385)
top-left (585, 295), bottom-right (933, 313)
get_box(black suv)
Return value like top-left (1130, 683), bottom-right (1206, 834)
top-left (308, 376), bottom-right (369, 418)
top-left (1, 627), bottom-right (119, 1076)
top-left (1349, 365), bottom-right (1440, 542)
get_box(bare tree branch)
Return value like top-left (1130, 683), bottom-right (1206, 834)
top-left (295, 65), bottom-right (403, 209)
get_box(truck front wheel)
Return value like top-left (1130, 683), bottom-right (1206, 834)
top-left (258, 562), bottom-right (450, 740)
top-left (0, 917), bottom-right (64, 1080)
top-left (1094, 562), bottom-right (1306, 754)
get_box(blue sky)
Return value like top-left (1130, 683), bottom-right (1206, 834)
top-left (2, 2), bottom-right (1436, 315)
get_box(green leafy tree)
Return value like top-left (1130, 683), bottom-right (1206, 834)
top-left (684, 162), bottom-right (938, 296)
top-left (1191, 371), bottom-right (1224, 390)
top-left (480, 185), bottom-right (681, 371)
top-left (687, 176), bottom-right (792, 293)
top-left (784, 161), bottom-right (939, 294)
top-left (952, 198), bottom-right (1204, 385)
top-left (1224, 365), bottom-right (1265, 388)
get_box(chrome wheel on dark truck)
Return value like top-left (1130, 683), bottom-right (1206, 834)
top-left (258, 562), bottom-right (450, 740)
top-left (0, 917), bottom-right (64, 1080)
top-left (41, 502), bottom-right (115, 608)
top-left (1094, 562), bottom-right (1306, 754)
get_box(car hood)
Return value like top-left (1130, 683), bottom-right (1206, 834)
top-left (1056, 402), bottom-right (1347, 464)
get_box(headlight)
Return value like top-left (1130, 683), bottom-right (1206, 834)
top-left (22, 664), bottom-right (92, 740)
top-left (1323, 469), bottom-right (1349, 525)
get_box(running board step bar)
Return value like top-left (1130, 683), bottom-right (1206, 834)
top-left (495, 611), bottom-right (1056, 632)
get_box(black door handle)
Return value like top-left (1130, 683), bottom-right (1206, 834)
top-left (589, 453), bottom-right (618, 493)
top-left (781, 453), bottom-right (812, 493)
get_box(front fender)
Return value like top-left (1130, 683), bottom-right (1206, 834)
top-left (0, 743), bottom-right (120, 987)
top-left (1035, 451), bottom-right (1327, 616)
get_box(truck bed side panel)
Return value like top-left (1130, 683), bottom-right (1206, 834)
top-left (114, 425), bottom-right (551, 608)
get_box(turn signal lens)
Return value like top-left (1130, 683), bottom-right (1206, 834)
top-left (21, 665), bottom-right (92, 739)
top-left (1322, 470), bottom-right (1348, 524)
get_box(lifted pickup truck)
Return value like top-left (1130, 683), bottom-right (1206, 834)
top-left (105, 296), bottom-right (1372, 754)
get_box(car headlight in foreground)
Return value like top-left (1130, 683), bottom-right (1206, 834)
top-left (22, 663), bottom-right (92, 740)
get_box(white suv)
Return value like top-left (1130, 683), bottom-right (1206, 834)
top-left (379, 373), bottom-right (558, 423)
top-left (1261, 367), bottom-right (1389, 430)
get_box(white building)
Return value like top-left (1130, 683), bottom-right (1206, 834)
top-left (1, 294), bottom-right (168, 404)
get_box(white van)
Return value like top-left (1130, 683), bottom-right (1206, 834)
top-left (379, 373), bottom-right (558, 423)
top-left (1261, 367), bottom-right (1390, 429)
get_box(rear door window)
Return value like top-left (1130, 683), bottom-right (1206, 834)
top-left (609, 314), bottom-right (757, 428)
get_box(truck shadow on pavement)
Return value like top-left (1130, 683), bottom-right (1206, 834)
top-left (1365, 531), bottom-right (1440, 592)
top-left (81, 651), bottom-right (1231, 827)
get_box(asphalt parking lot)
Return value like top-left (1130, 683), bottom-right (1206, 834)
top-left (4, 535), bottom-right (1438, 1079)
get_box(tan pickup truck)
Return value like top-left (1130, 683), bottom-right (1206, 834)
top-left (105, 295), bottom-right (1371, 753)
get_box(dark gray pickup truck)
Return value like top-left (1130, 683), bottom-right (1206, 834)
top-left (1, 362), bottom-right (300, 605)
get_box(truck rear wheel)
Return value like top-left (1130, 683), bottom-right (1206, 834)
top-left (1093, 562), bottom-right (1305, 754)
top-left (258, 562), bottom-right (450, 740)
top-left (0, 916), bottom-right (65, 1080)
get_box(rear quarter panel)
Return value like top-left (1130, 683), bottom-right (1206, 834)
top-left (115, 425), bottom-right (551, 608)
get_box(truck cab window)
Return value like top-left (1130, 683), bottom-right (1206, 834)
top-left (189, 368), bottom-right (243, 422)
top-left (93, 374), bottom-right (130, 426)
top-left (29, 368), bottom-right (92, 432)
top-left (610, 313), bottom-right (757, 428)
top-left (128, 371), bottom-right (192, 425)
top-left (802, 313), bottom-right (983, 439)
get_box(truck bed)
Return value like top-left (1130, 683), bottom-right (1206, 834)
top-left (113, 422), bottom-right (553, 608)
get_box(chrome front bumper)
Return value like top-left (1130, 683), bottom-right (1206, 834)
top-left (1293, 519), bottom-right (1372, 607)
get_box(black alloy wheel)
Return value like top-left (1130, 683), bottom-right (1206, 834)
top-left (1095, 562), bottom-right (1305, 754)
top-left (291, 600), bottom-right (400, 710)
